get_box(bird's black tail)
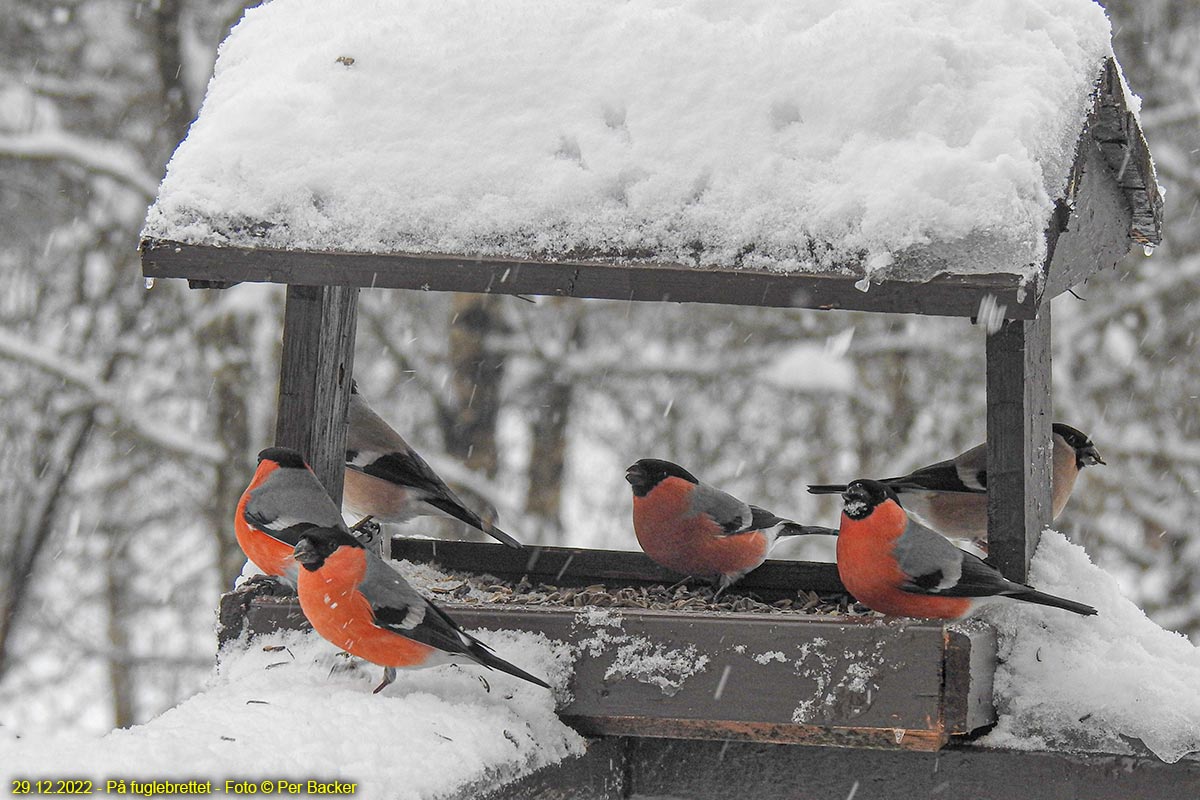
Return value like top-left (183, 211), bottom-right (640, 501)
top-left (806, 484), bottom-right (848, 495)
top-left (426, 496), bottom-right (524, 549)
top-left (1005, 587), bottom-right (1097, 616)
top-left (467, 640), bottom-right (551, 689)
top-left (777, 523), bottom-right (839, 537)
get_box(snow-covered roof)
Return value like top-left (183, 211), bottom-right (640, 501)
top-left (143, 0), bottom-right (1152, 290)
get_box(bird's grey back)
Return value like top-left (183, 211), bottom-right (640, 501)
top-left (893, 516), bottom-right (963, 590)
top-left (249, 467), bottom-right (345, 530)
top-left (361, 550), bottom-right (428, 629)
top-left (689, 481), bottom-right (752, 533)
top-left (348, 391), bottom-right (411, 453)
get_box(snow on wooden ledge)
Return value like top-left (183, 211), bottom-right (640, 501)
top-left (140, 0), bottom-right (1159, 303)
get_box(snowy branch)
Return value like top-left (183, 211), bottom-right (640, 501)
top-left (0, 131), bottom-right (159, 199)
top-left (0, 329), bottom-right (224, 465)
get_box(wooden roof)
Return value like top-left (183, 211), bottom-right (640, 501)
top-left (142, 59), bottom-right (1161, 319)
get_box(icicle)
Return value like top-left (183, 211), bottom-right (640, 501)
top-left (144, 277), bottom-right (156, 290)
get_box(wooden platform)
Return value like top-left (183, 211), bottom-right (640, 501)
top-left (221, 538), bottom-right (996, 752)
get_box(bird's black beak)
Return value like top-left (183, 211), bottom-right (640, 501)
top-left (841, 483), bottom-right (869, 506)
top-left (293, 538), bottom-right (320, 568)
top-left (840, 482), bottom-right (874, 520)
top-left (1083, 445), bottom-right (1105, 467)
top-left (624, 464), bottom-right (643, 486)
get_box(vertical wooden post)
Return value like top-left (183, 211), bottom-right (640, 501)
top-left (276, 285), bottom-right (359, 504)
top-left (985, 309), bottom-right (1052, 583)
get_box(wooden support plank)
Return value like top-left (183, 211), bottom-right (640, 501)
top-left (476, 738), bottom-right (628, 800)
top-left (140, 240), bottom-right (1037, 319)
top-left (389, 538), bottom-right (847, 599)
top-left (985, 310), bottom-right (1053, 583)
top-left (626, 739), bottom-right (1200, 800)
top-left (239, 596), bottom-right (995, 748)
top-left (276, 284), bottom-right (359, 502)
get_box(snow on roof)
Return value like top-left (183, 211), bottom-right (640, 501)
top-left (0, 629), bottom-right (583, 797)
top-left (980, 532), bottom-right (1200, 764)
top-left (142, 0), bottom-right (1117, 283)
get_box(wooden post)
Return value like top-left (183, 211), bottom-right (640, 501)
top-left (276, 284), bottom-right (359, 503)
top-left (985, 309), bottom-right (1052, 583)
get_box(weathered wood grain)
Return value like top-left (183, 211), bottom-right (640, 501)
top-left (276, 284), bottom-right (358, 502)
top-left (985, 312), bottom-right (1053, 583)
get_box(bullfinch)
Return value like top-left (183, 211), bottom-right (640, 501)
top-left (836, 479), bottom-right (1097, 619)
top-left (345, 383), bottom-right (523, 549)
top-left (625, 458), bottom-right (836, 594)
top-left (293, 526), bottom-right (550, 693)
top-left (235, 447), bottom-right (349, 588)
top-left (808, 423), bottom-right (1104, 549)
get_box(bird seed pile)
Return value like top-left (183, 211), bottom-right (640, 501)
top-left (415, 566), bottom-right (861, 617)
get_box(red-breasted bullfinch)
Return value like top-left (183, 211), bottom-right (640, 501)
top-left (235, 447), bottom-right (349, 588)
top-left (293, 526), bottom-right (550, 693)
top-left (808, 423), bottom-right (1104, 549)
top-left (625, 458), bottom-right (836, 594)
top-left (344, 383), bottom-right (523, 549)
top-left (836, 479), bottom-right (1097, 619)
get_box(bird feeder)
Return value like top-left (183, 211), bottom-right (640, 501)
top-left (140, 1), bottom-right (1168, 793)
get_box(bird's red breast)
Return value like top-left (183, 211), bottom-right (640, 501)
top-left (296, 545), bottom-right (436, 669)
top-left (837, 498), bottom-right (971, 619)
top-left (633, 476), bottom-right (769, 579)
top-left (234, 459), bottom-right (296, 578)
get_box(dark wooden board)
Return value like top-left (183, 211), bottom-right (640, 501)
top-left (389, 538), bottom-right (848, 600)
top-left (275, 284), bottom-right (358, 502)
top-left (141, 239), bottom-right (1038, 318)
top-left (985, 313), bottom-right (1053, 583)
top-left (624, 739), bottom-right (1200, 800)
top-left (1089, 58), bottom-right (1164, 249)
top-left (476, 738), bottom-right (627, 800)
top-left (237, 594), bottom-right (995, 751)
top-left (1043, 137), bottom-right (1135, 301)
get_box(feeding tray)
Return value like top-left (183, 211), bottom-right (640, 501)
top-left (223, 539), bottom-right (996, 752)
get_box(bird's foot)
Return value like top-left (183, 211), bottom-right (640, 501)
top-left (373, 667), bottom-right (397, 694)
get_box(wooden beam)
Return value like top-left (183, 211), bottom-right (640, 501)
top-left (476, 738), bottom-right (627, 800)
top-left (240, 596), bottom-right (996, 747)
top-left (276, 284), bottom-right (359, 502)
top-left (625, 739), bottom-right (1200, 800)
top-left (985, 311), bottom-right (1052, 582)
top-left (141, 240), bottom-right (1038, 319)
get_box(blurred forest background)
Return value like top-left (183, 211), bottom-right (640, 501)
top-left (1, 0), bottom-right (1197, 734)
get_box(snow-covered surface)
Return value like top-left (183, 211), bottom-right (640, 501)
top-left (143, 0), bottom-right (1118, 282)
top-left (0, 629), bottom-right (584, 797)
top-left (981, 532), bottom-right (1200, 763)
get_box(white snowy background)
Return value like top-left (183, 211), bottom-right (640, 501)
top-left (1, 0), bottom-right (1199, 788)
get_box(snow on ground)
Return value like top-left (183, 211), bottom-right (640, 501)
top-left (0, 629), bottom-right (584, 797)
top-left (144, 0), bottom-right (1116, 281)
top-left (980, 531), bottom-right (1200, 763)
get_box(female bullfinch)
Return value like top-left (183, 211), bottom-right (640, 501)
top-left (809, 423), bottom-right (1104, 550)
top-left (344, 383), bottom-right (523, 549)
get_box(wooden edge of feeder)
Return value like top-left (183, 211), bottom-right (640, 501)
top-left (388, 537), bottom-right (848, 600)
top-left (221, 583), bottom-right (998, 752)
top-left (564, 716), bottom-right (949, 752)
top-left (1039, 58), bottom-right (1158, 302)
top-left (139, 238), bottom-right (1038, 319)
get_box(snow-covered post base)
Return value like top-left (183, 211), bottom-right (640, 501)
top-left (276, 284), bottom-right (359, 503)
top-left (985, 311), bottom-right (1053, 583)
